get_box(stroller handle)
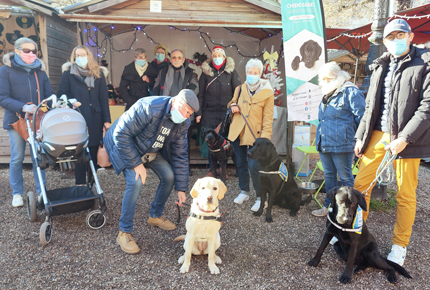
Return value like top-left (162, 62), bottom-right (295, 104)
top-left (42, 94), bottom-right (58, 108)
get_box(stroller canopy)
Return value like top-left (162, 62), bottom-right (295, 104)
top-left (40, 108), bottom-right (88, 145)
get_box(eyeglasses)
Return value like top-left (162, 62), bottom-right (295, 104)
top-left (19, 48), bottom-right (37, 54)
top-left (75, 54), bottom-right (87, 58)
top-left (176, 101), bottom-right (193, 118)
top-left (385, 32), bottom-right (408, 41)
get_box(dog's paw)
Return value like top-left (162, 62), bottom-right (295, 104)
top-left (289, 210), bottom-right (298, 217)
top-left (307, 259), bottom-right (319, 267)
top-left (387, 270), bottom-right (397, 283)
top-left (209, 264), bottom-right (220, 275)
top-left (339, 274), bottom-right (351, 284)
top-left (178, 255), bottom-right (185, 264)
top-left (180, 263), bottom-right (190, 274)
top-left (253, 210), bottom-right (263, 217)
top-left (214, 255), bottom-right (222, 264)
top-left (265, 215), bottom-right (273, 223)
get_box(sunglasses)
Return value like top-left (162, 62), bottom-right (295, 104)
top-left (20, 48), bottom-right (37, 54)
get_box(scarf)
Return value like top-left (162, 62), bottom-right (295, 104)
top-left (71, 63), bottom-right (95, 88)
top-left (320, 74), bottom-right (348, 95)
top-left (135, 61), bottom-right (148, 77)
top-left (246, 79), bottom-right (262, 96)
top-left (13, 54), bottom-right (41, 72)
top-left (212, 59), bottom-right (226, 71)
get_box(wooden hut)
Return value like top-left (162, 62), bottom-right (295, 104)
top-left (0, 0), bottom-right (78, 163)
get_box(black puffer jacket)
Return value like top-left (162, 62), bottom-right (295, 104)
top-left (356, 45), bottom-right (430, 159)
top-left (197, 57), bottom-right (241, 127)
top-left (152, 62), bottom-right (199, 97)
top-left (118, 61), bottom-right (158, 110)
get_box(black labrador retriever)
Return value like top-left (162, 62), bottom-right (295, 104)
top-left (248, 138), bottom-right (311, 222)
top-left (291, 39), bottom-right (322, 70)
top-left (308, 186), bottom-right (412, 284)
top-left (205, 130), bottom-right (237, 183)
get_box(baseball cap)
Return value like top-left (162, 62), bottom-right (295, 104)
top-left (383, 19), bottom-right (412, 39)
top-left (175, 89), bottom-right (199, 112)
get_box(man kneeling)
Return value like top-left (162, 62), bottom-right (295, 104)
top-left (104, 89), bottom-right (199, 254)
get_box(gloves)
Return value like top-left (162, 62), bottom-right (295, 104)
top-left (22, 104), bottom-right (36, 113)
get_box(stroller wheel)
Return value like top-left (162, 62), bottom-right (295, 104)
top-left (86, 210), bottom-right (106, 230)
top-left (40, 222), bottom-right (52, 245)
top-left (27, 191), bottom-right (37, 222)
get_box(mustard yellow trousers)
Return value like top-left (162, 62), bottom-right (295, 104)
top-left (354, 130), bottom-right (420, 247)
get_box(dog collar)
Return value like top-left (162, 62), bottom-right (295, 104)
top-left (327, 211), bottom-right (362, 234)
top-left (208, 139), bottom-right (230, 153)
top-left (197, 203), bottom-right (218, 213)
top-left (189, 212), bottom-right (222, 222)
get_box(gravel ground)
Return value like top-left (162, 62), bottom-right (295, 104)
top-left (1, 160), bottom-right (429, 289)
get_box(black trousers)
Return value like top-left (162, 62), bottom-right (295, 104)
top-left (75, 145), bottom-right (98, 185)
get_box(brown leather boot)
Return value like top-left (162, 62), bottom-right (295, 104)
top-left (147, 216), bottom-right (176, 230)
top-left (116, 230), bottom-right (140, 254)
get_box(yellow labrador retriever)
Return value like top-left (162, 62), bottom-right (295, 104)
top-left (175, 177), bottom-right (227, 274)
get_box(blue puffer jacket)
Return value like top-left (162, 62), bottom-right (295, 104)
top-left (0, 52), bottom-right (54, 129)
top-left (315, 82), bottom-right (365, 153)
top-left (104, 96), bottom-right (190, 192)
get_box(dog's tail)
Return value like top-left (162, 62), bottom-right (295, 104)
top-left (301, 195), bottom-right (312, 206)
top-left (173, 235), bottom-right (186, 242)
top-left (386, 259), bottom-right (412, 279)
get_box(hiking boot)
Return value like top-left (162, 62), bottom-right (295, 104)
top-left (387, 244), bottom-right (407, 266)
top-left (234, 191), bottom-right (250, 204)
top-left (251, 199), bottom-right (268, 212)
top-left (312, 207), bottom-right (328, 217)
top-left (12, 195), bottom-right (24, 207)
top-left (147, 216), bottom-right (176, 230)
top-left (116, 230), bottom-right (140, 254)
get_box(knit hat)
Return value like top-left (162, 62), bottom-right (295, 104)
top-left (212, 46), bottom-right (225, 57)
top-left (175, 89), bottom-right (199, 112)
top-left (383, 19), bottom-right (411, 39)
top-left (154, 44), bottom-right (168, 56)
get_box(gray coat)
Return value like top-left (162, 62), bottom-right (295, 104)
top-left (355, 45), bottom-right (430, 159)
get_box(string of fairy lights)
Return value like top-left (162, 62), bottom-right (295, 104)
top-left (327, 31), bottom-right (373, 42)
top-left (82, 23), bottom-right (285, 61)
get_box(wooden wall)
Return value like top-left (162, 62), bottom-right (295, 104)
top-left (45, 14), bottom-right (78, 91)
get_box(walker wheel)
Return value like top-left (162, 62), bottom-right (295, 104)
top-left (40, 222), bottom-right (52, 245)
top-left (27, 191), bottom-right (37, 222)
top-left (86, 210), bottom-right (106, 230)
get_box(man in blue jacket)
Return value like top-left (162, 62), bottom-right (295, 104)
top-left (104, 89), bottom-right (199, 254)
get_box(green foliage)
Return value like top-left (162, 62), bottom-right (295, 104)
top-left (369, 189), bottom-right (398, 212)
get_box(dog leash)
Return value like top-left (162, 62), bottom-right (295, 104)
top-left (361, 141), bottom-right (398, 196)
top-left (176, 202), bottom-right (191, 224)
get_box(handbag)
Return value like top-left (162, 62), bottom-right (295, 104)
top-left (219, 85), bottom-right (242, 139)
top-left (10, 71), bottom-right (44, 141)
top-left (97, 126), bottom-right (111, 168)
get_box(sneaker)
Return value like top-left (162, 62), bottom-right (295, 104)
top-left (251, 199), bottom-right (268, 212)
top-left (116, 230), bottom-right (140, 254)
top-left (147, 216), bottom-right (176, 231)
top-left (234, 192), bottom-right (250, 204)
top-left (329, 236), bottom-right (338, 245)
top-left (312, 207), bottom-right (328, 217)
top-left (387, 244), bottom-right (407, 266)
top-left (12, 195), bottom-right (24, 207)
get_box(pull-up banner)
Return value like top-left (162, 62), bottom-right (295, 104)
top-left (281, 1), bottom-right (327, 121)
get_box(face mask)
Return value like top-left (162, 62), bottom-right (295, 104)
top-left (246, 75), bottom-right (260, 86)
top-left (20, 52), bottom-right (37, 64)
top-left (135, 59), bottom-right (146, 67)
top-left (155, 53), bottom-right (165, 62)
top-left (213, 57), bottom-right (224, 66)
top-left (385, 38), bottom-right (408, 57)
top-left (170, 107), bottom-right (187, 124)
top-left (75, 56), bottom-right (88, 68)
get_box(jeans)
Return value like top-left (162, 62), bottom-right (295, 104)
top-left (119, 154), bottom-right (174, 233)
top-left (231, 139), bottom-right (260, 197)
top-left (319, 151), bottom-right (355, 208)
top-left (7, 129), bottom-right (46, 196)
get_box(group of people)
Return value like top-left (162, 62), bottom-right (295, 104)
top-left (1, 19), bottom-right (429, 267)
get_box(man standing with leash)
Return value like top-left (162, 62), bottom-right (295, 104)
top-left (354, 19), bottom-right (430, 266)
top-left (104, 89), bottom-right (199, 254)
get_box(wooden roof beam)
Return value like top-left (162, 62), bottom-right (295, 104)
top-left (243, 0), bottom-right (281, 15)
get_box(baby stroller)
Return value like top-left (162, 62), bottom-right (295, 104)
top-left (26, 95), bottom-right (107, 245)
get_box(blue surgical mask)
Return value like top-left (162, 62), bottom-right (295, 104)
top-left (170, 107), bottom-right (187, 124)
top-left (246, 75), bottom-right (260, 86)
top-left (75, 56), bottom-right (88, 69)
top-left (385, 38), bottom-right (408, 57)
top-left (135, 59), bottom-right (146, 67)
top-left (213, 57), bottom-right (224, 66)
top-left (155, 53), bottom-right (165, 62)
